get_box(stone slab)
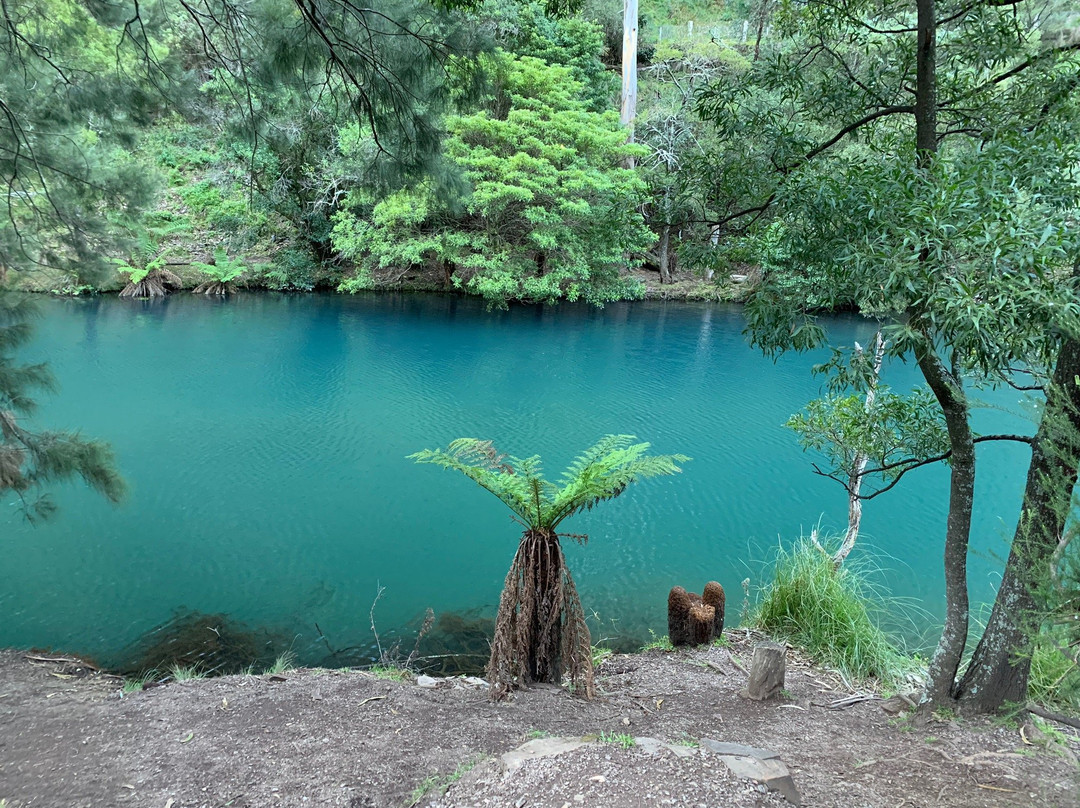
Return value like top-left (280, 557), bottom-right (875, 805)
top-left (500, 737), bottom-right (590, 775)
top-left (717, 755), bottom-right (801, 805)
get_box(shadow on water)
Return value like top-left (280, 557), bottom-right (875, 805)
top-left (119, 610), bottom-right (286, 676)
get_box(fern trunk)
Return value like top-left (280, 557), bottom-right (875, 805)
top-left (487, 528), bottom-right (594, 699)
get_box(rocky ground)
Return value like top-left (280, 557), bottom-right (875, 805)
top-left (1, 633), bottom-right (1077, 808)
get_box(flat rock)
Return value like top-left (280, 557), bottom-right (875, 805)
top-left (701, 739), bottom-right (781, 760)
top-left (500, 737), bottom-right (590, 775)
top-left (415, 675), bottom-right (439, 688)
top-left (717, 754), bottom-right (801, 805)
top-left (634, 737), bottom-right (697, 758)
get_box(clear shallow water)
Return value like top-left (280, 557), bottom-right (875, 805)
top-left (2, 293), bottom-right (1032, 667)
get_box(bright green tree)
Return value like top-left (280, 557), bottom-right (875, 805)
top-left (334, 51), bottom-right (655, 306)
top-left (411, 436), bottom-right (688, 698)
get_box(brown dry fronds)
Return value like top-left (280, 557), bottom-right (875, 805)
top-left (688, 604), bottom-right (716, 646)
top-left (487, 529), bottom-right (593, 700)
top-left (668, 586), bottom-right (693, 647)
top-left (192, 281), bottom-right (235, 295)
top-left (119, 269), bottom-right (183, 298)
top-left (703, 581), bottom-right (726, 638)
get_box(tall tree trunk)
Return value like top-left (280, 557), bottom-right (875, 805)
top-left (956, 336), bottom-right (1080, 711)
top-left (919, 347), bottom-right (975, 704)
top-left (913, 0), bottom-right (972, 706)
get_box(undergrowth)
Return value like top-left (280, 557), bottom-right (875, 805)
top-left (751, 538), bottom-right (914, 687)
top-left (1028, 636), bottom-right (1080, 715)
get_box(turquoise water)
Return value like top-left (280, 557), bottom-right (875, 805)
top-left (2, 293), bottom-right (1032, 667)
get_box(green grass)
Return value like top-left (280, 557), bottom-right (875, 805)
top-left (403, 756), bottom-right (485, 806)
top-left (591, 645), bottom-right (614, 668)
top-left (122, 671), bottom-right (156, 693)
top-left (525, 729), bottom-right (553, 740)
top-left (1027, 637), bottom-right (1080, 715)
top-left (598, 731), bottom-right (636, 749)
top-left (264, 651), bottom-right (296, 676)
top-left (751, 538), bottom-right (913, 687)
top-left (169, 664), bottom-right (205, 683)
top-left (640, 630), bottom-right (674, 652)
top-left (369, 664), bottom-right (411, 682)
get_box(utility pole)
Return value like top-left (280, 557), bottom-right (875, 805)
top-left (620, 0), bottom-right (638, 144)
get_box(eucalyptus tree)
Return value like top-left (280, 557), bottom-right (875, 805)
top-left (697, 0), bottom-right (1080, 710)
top-left (411, 436), bottom-right (688, 699)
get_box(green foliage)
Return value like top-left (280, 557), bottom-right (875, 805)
top-left (0, 0), bottom-right (164, 283)
top-left (264, 651), bottom-right (296, 676)
top-left (0, 294), bottom-right (124, 521)
top-left (192, 249), bottom-right (247, 285)
top-left (410, 435), bottom-right (688, 535)
top-left (1027, 637), bottom-right (1080, 714)
top-left (335, 52), bottom-right (653, 306)
top-left (169, 664), bottom-right (206, 683)
top-left (640, 630), bottom-right (674, 652)
top-left (405, 756), bottom-right (486, 807)
top-left (786, 387), bottom-right (949, 486)
top-left (752, 538), bottom-right (911, 686)
top-left (590, 645), bottom-right (614, 667)
top-left (369, 664), bottom-right (412, 682)
top-left (597, 731), bottom-right (635, 748)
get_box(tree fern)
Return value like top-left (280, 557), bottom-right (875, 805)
top-left (410, 435), bottom-right (688, 698)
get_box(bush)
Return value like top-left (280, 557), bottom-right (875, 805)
top-left (752, 538), bottom-right (910, 685)
top-left (1028, 637), bottom-right (1080, 714)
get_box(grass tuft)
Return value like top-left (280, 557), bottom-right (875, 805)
top-left (640, 630), bottom-right (674, 652)
top-left (1027, 637), bottom-right (1080, 715)
top-left (404, 755), bottom-right (485, 806)
top-left (169, 664), bottom-right (205, 683)
top-left (122, 671), bottom-right (156, 693)
top-left (264, 650), bottom-right (296, 676)
top-left (369, 664), bottom-right (412, 682)
top-left (751, 537), bottom-right (912, 687)
top-left (597, 731), bottom-right (636, 749)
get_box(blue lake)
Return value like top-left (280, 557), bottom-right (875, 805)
top-left (1, 293), bottom-right (1033, 668)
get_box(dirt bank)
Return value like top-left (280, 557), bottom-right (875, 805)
top-left (1, 633), bottom-right (1077, 808)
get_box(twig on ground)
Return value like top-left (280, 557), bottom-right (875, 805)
top-left (1026, 702), bottom-right (1080, 730)
top-left (829, 693), bottom-right (881, 709)
top-left (726, 650), bottom-right (748, 675)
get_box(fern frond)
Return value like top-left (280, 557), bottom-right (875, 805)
top-left (411, 435), bottom-right (688, 534)
top-left (409, 440), bottom-right (535, 523)
top-left (545, 439), bottom-right (689, 528)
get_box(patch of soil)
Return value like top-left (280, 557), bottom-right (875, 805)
top-left (1, 634), bottom-right (1077, 808)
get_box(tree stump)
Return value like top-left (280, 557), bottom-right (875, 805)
top-left (744, 641), bottom-right (786, 701)
top-left (688, 604), bottom-right (715, 645)
top-left (702, 581), bottom-right (725, 638)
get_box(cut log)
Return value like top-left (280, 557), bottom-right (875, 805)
top-left (703, 581), bottom-right (725, 638)
top-left (744, 642), bottom-right (786, 701)
top-left (688, 604), bottom-right (715, 646)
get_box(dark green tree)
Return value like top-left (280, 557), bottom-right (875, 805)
top-left (0, 294), bottom-right (124, 521)
top-left (411, 436), bottom-right (687, 698)
top-left (696, 0), bottom-right (1080, 711)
